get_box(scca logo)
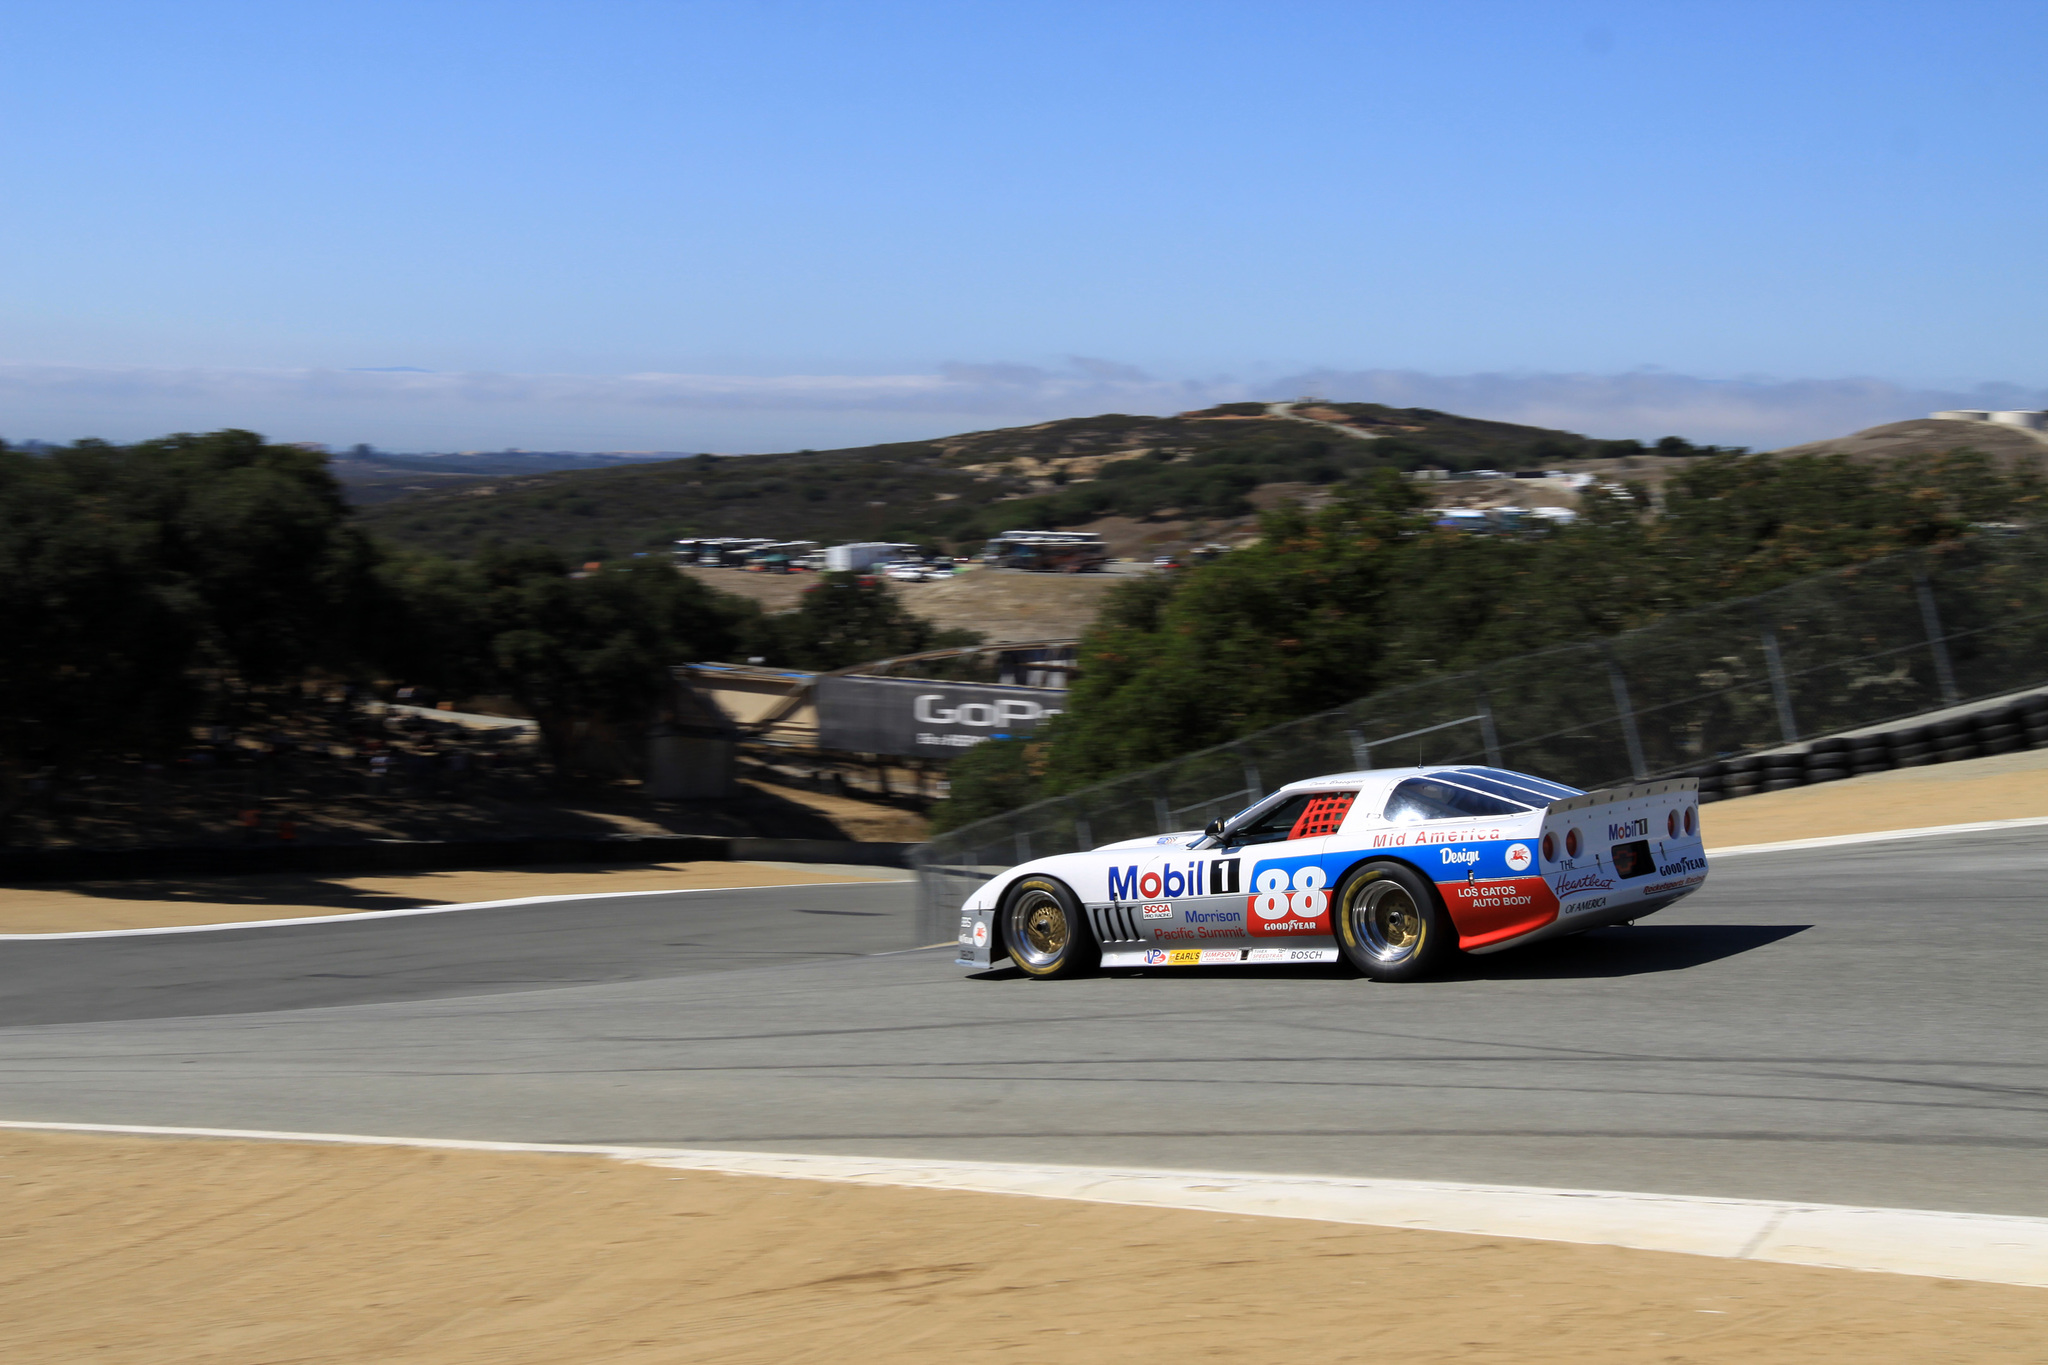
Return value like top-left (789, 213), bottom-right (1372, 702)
top-left (1248, 865), bottom-right (1330, 937)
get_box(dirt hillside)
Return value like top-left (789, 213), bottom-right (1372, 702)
top-left (1771, 418), bottom-right (2048, 466)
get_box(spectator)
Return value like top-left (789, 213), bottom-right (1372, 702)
top-left (238, 807), bottom-right (261, 842)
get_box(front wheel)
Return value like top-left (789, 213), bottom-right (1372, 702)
top-left (1001, 876), bottom-right (1097, 979)
top-left (1333, 862), bottom-right (1457, 982)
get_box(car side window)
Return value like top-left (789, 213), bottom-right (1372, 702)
top-left (1384, 777), bottom-right (1529, 823)
top-left (1230, 790), bottom-right (1357, 846)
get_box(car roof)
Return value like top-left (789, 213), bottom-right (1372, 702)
top-left (1266, 766), bottom-right (1523, 801)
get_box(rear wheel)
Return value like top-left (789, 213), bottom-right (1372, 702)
top-left (1002, 876), bottom-right (1097, 978)
top-left (1334, 862), bottom-right (1456, 982)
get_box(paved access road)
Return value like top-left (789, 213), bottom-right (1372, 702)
top-left (1, 834), bottom-right (2043, 1217)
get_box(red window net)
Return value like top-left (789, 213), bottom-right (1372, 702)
top-left (1288, 791), bottom-right (1356, 840)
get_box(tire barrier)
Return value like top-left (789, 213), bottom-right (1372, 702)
top-left (1691, 693), bottom-right (2048, 802)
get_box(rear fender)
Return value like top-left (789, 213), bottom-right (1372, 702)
top-left (1521, 778), bottom-right (1707, 948)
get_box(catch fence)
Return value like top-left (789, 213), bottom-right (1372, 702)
top-left (912, 528), bottom-right (2048, 941)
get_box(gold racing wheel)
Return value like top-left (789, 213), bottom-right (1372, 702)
top-left (1001, 876), bottom-right (1097, 978)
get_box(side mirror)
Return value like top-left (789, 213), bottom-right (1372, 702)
top-left (1203, 818), bottom-right (1225, 837)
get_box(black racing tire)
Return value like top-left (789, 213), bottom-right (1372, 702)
top-left (1000, 875), bottom-right (1098, 979)
top-left (1333, 861), bottom-right (1457, 983)
top-left (1805, 766), bottom-right (1850, 783)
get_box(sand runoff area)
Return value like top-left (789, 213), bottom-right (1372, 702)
top-left (2, 752), bottom-right (2044, 1359)
top-left (0, 859), bottom-right (908, 935)
top-left (1, 1130), bottom-right (2042, 1365)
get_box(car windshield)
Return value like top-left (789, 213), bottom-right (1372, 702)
top-left (1446, 767), bottom-right (1583, 804)
top-left (1384, 776), bottom-right (1533, 822)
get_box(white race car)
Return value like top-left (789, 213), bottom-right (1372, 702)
top-left (955, 766), bottom-right (1706, 981)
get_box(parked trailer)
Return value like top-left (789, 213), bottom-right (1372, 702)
top-left (825, 541), bottom-right (919, 573)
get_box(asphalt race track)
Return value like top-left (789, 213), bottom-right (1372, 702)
top-left (2, 833), bottom-right (2043, 1218)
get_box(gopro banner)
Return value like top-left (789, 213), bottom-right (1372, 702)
top-left (814, 675), bottom-right (1064, 758)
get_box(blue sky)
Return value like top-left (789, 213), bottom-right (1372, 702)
top-left (2, 0), bottom-right (2043, 451)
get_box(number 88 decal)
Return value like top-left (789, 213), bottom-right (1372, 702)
top-left (1252, 865), bottom-right (1328, 920)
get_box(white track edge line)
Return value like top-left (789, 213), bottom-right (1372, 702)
top-left (1709, 814), bottom-right (2048, 858)
top-left (0, 881), bottom-right (892, 940)
top-left (1, 1119), bottom-right (2041, 1287)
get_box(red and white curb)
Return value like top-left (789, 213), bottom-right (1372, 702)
top-left (2, 1120), bottom-right (2043, 1288)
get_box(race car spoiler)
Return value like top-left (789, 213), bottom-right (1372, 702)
top-left (1545, 776), bottom-right (1699, 815)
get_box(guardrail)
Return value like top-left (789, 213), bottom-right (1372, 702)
top-left (913, 528), bottom-right (2048, 942)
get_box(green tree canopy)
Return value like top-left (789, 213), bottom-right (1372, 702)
top-left (742, 572), bottom-right (979, 670)
top-left (0, 430), bottom-right (381, 781)
top-left (959, 449), bottom-right (2043, 811)
top-left (377, 545), bottom-right (754, 776)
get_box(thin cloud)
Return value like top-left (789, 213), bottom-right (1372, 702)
top-left (0, 359), bottom-right (2037, 450)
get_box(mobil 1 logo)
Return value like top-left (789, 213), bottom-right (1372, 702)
top-left (1108, 857), bottom-right (1242, 903)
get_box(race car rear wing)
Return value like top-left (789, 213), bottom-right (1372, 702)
top-left (1546, 776), bottom-right (1699, 817)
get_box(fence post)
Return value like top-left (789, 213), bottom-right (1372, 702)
top-left (1475, 693), bottom-right (1503, 766)
top-left (1015, 829), bottom-right (1031, 863)
top-left (1074, 817), bottom-right (1092, 850)
top-left (1242, 761), bottom-right (1263, 803)
top-left (1602, 647), bottom-right (1650, 781)
top-left (1345, 728), bottom-right (1372, 769)
top-left (1152, 796), bottom-right (1172, 835)
top-left (1915, 573), bottom-right (1962, 708)
top-left (1759, 627), bottom-right (1800, 745)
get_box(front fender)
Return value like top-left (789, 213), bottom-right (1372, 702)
top-left (955, 854), bottom-right (1101, 968)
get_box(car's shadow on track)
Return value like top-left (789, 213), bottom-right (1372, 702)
top-left (968, 924), bottom-right (1812, 984)
top-left (1439, 923), bottom-right (1813, 980)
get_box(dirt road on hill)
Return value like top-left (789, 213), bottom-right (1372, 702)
top-left (682, 563), bottom-right (1132, 643)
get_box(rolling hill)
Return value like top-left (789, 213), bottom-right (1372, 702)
top-left (349, 402), bottom-right (1663, 561)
